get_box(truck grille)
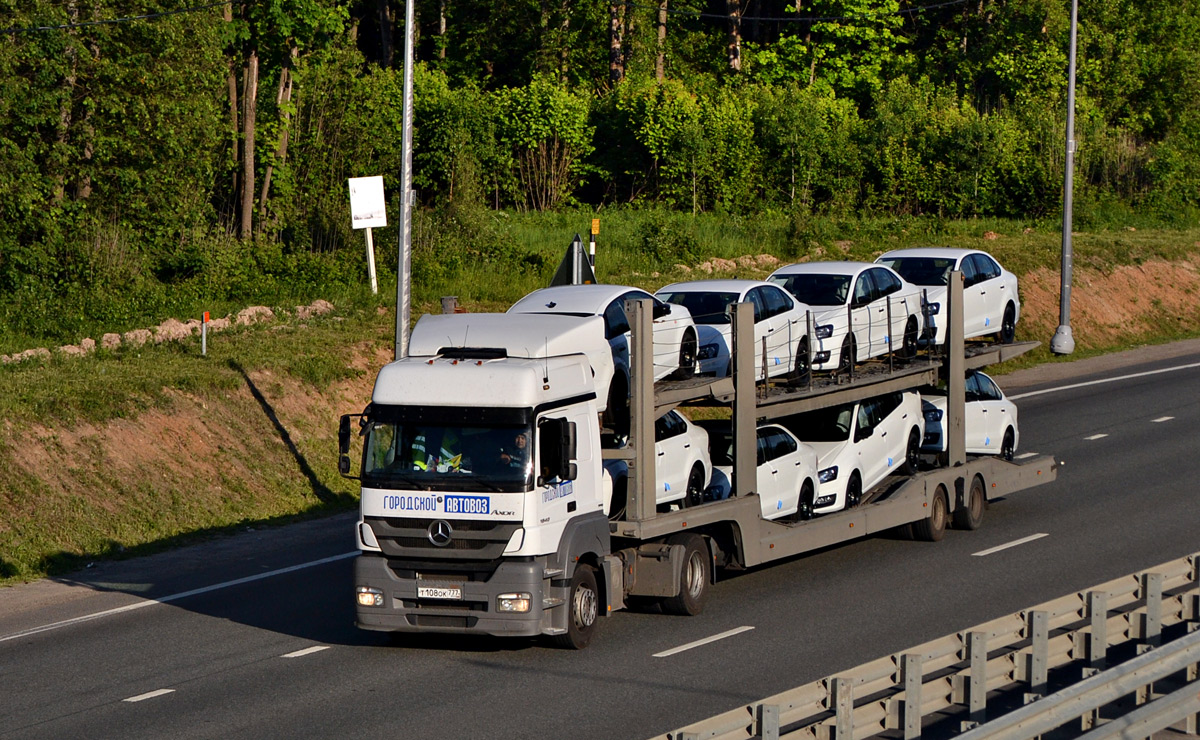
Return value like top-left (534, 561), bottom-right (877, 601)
top-left (365, 516), bottom-right (521, 561)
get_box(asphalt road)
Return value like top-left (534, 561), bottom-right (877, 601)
top-left (2, 344), bottom-right (1198, 740)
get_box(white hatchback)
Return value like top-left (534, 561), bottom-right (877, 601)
top-left (768, 262), bottom-right (924, 373)
top-left (654, 410), bottom-right (712, 509)
top-left (783, 391), bottom-right (924, 515)
top-left (921, 371), bottom-right (1019, 459)
top-left (876, 248), bottom-right (1020, 345)
top-left (699, 422), bottom-right (819, 522)
top-left (655, 279), bottom-right (813, 381)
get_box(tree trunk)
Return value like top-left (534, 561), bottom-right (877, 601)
top-left (560, 0), bottom-right (570, 80)
top-left (259, 47), bottom-right (297, 216)
top-left (609, 1), bottom-right (624, 83)
top-left (727, 0), bottom-right (741, 72)
top-left (53, 1), bottom-right (80, 207)
top-left (623, 0), bottom-right (634, 72)
top-left (75, 35), bottom-right (101, 201)
top-left (226, 2), bottom-right (240, 224)
top-left (240, 49), bottom-right (258, 241)
top-left (656, 0), bottom-right (667, 80)
top-left (438, 0), bottom-right (447, 59)
top-left (380, 0), bottom-right (395, 68)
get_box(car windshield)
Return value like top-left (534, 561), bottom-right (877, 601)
top-left (361, 407), bottom-right (533, 493)
top-left (787, 405), bottom-right (855, 442)
top-left (770, 274), bottom-right (851, 306)
top-left (658, 291), bottom-right (740, 325)
top-left (877, 257), bottom-right (956, 286)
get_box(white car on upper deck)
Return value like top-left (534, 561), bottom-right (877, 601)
top-left (654, 279), bottom-right (813, 381)
top-left (767, 262), bottom-right (923, 374)
top-left (875, 248), bottom-right (1020, 345)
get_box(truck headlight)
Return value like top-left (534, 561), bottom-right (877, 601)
top-left (815, 324), bottom-right (834, 339)
top-left (497, 593), bottom-right (532, 613)
top-left (356, 586), bottom-right (383, 607)
top-left (698, 343), bottom-right (720, 360)
top-left (818, 466), bottom-right (838, 483)
top-left (924, 409), bottom-right (943, 422)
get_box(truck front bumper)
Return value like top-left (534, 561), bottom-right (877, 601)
top-left (354, 553), bottom-right (553, 638)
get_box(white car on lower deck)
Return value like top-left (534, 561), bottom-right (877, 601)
top-left (876, 248), bottom-right (1020, 345)
top-left (697, 421), bottom-right (819, 522)
top-left (921, 371), bottom-right (1019, 459)
top-left (782, 391), bottom-right (924, 515)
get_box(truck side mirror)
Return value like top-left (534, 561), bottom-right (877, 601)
top-left (338, 415), bottom-right (352, 455)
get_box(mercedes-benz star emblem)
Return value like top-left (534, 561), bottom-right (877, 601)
top-left (427, 520), bottom-right (453, 547)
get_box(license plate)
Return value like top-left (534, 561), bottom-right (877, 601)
top-left (417, 586), bottom-right (462, 600)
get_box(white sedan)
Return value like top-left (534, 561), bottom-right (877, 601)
top-left (509, 284), bottom-right (698, 382)
top-left (654, 410), bottom-right (712, 509)
top-left (921, 371), bottom-right (1019, 459)
top-left (698, 422), bottom-right (819, 522)
top-left (876, 248), bottom-right (1020, 344)
top-left (768, 262), bottom-right (924, 373)
top-left (783, 390), bottom-right (924, 515)
top-left (654, 279), bottom-right (813, 381)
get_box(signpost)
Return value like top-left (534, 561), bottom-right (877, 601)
top-left (348, 176), bottom-right (387, 295)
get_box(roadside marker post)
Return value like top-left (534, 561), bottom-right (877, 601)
top-left (348, 176), bottom-right (388, 295)
top-left (590, 218), bottom-right (599, 267)
top-left (202, 311), bottom-right (209, 356)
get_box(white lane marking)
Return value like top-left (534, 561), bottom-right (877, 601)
top-left (1008, 361), bottom-right (1200, 400)
top-left (124, 689), bottom-right (175, 703)
top-left (1152, 416), bottom-right (1174, 423)
top-left (0, 551), bottom-right (359, 644)
top-left (973, 533), bottom-right (1049, 557)
top-left (653, 626), bottom-right (755, 658)
top-left (1016, 452), bottom-right (1038, 459)
top-left (282, 645), bottom-right (330, 659)
top-left (1085, 434), bottom-right (1109, 440)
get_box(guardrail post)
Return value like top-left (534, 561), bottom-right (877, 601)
top-left (1140, 572), bottom-right (1163, 651)
top-left (846, 305), bottom-right (855, 382)
top-left (1089, 590), bottom-right (1108, 673)
top-left (830, 677), bottom-right (853, 740)
top-left (1185, 553), bottom-right (1200, 622)
top-left (760, 337), bottom-right (769, 399)
top-left (968, 631), bottom-right (988, 727)
top-left (756, 703), bottom-right (780, 740)
top-left (1025, 610), bottom-right (1049, 701)
top-left (806, 310), bottom-right (814, 392)
top-left (903, 653), bottom-right (922, 740)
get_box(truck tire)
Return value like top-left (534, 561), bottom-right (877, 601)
top-left (912, 484), bottom-right (948, 542)
top-left (684, 463), bottom-right (706, 508)
top-left (553, 564), bottom-right (599, 650)
top-left (661, 534), bottom-right (710, 616)
top-left (953, 476), bottom-right (986, 531)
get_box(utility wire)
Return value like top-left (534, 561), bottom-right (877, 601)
top-left (624, 0), bottom-right (973, 24)
top-left (1, 0), bottom-right (242, 34)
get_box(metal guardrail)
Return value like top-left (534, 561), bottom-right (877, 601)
top-left (657, 553), bottom-right (1200, 740)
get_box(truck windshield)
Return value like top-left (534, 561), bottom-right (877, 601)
top-left (876, 257), bottom-right (956, 286)
top-left (786, 405), bottom-right (855, 442)
top-left (769, 274), bottom-right (851, 307)
top-left (361, 406), bottom-right (534, 493)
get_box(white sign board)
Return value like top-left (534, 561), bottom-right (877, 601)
top-left (348, 176), bottom-right (387, 229)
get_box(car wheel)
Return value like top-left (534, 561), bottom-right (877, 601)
top-left (912, 484), bottom-right (948, 542)
top-left (999, 303), bottom-right (1016, 344)
top-left (845, 472), bottom-right (862, 508)
top-left (661, 534), bottom-right (710, 616)
top-left (901, 317), bottom-right (919, 360)
top-left (603, 375), bottom-right (630, 441)
top-left (902, 428), bottom-right (921, 475)
top-left (684, 463), bottom-right (706, 508)
top-left (551, 564), bottom-right (599, 649)
top-left (674, 330), bottom-right (698, 379)
top-left (791, 336), bottom-right (812, 385)
top-left (838, 335), bottom-right (856, 375)
top-left (792, 480), bottom-right (815, 521)
top-left (953, 475), bottom-right (986, 531)
top-left (1001, 427), bottom-right (1016, 462)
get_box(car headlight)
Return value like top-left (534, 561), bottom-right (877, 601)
top-left (924, 409), bottom-right (943, 422)
top-left (815, 324), bottom-right (834, 339)
top-left (818, 466), bottom-right (838, 483)
top-left (698, 343), bottom-right (720, 360)
top-left (924, 302), bottom-right (940, 316)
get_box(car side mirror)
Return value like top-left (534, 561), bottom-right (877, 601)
top-left (653, 301), bottom-right (671, 319)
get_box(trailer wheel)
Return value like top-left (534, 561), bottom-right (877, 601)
top-left (1000, 427), bottom-right (1016, 462)
top-left (902, 428), bottom-right (921, 475)
top-left (999, 303), bottom-right (1016, 344)
top-left (953, 476), bottom-right (986, 531)
top-left (553, 564), bottom-right (599, 650)
top-left (661, 534), bottom-right (710, 616)
top-left (684, 464), bottom-right (706, 508)
top-left (912, 485), bottom-right (948, 542)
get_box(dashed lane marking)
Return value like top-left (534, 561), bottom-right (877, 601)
top-left (124, 689), bottom-right (175, 703)
top-left (1016, 452), bottom-right (1038, 459)
top-left (654, 626), bottom-right (755, 658)
top-left (1085, 434), bottom-right (1109, 440)
top-left (282, 646), bottom-right (330, 659)
top-left (1152, 416), bottom-right (1175, 423)
top-left (972, 533), bottom-right (1049, 557)
top-left (1008, 361), bottom-right (1200, 401)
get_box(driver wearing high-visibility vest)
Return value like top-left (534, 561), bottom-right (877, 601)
top-left (412, 430), bottom-right (463, 472)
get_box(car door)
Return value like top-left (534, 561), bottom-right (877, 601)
top-left (960, 255), bottom-right (988, 337)
top-left (966, 373), bottom-right (1006, 452)
top-left (971, 254), bottom-right (1006, 333)
top-left (762, 286), bottom-right (798, 376)
top-left (755, 427), bottom-right (797, 518)
top-left (869, 267), bottom-right (906, 353)
top-left (746, 288), bottom-right (782, 378)
top-left (849, 271), bottom-right (877, 358)
top-left (654, 410), bottom-right (690, 501)
top-left (852, 399), bottom-right (889, 489)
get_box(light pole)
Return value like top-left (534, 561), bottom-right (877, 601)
top-left (395, 0), bottom-right (416, 360)
top-left (1051, 0), bottom-right (1078, 355)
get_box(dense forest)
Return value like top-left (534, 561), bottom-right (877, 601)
top-left (2, 0), bottom-right (1199, 344)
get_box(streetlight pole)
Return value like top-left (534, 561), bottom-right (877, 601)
top-left (395, 0), bottom-right (415, 360)
top-left (1051, 0), bottom-right (1078, 355)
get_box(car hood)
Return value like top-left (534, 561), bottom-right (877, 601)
top-left (805, 439), bottom-right (851, 468)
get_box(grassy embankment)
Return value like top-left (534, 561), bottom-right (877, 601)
top-left (2, 211), bottom-right (1199, 585)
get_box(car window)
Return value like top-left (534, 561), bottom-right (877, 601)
top-left (770, 273), bottom-right (851, 307)
top-left (767, 429), bottom-right (797, 461)
top-left (763, 286), bottom-right (792, 318)
top-left (855, 401), bottom-right (876, 440)
top-left (971, 373), bottom-right (1002, 401)
top-left (871, 268), bottom-right (901, 297)
top-left (879, 257), bottom-right (955, 286)
top-left (964, 373), bottom-right (984, 402)
top-left (852, 272), bottom-right (876, 306)
top-left (788, 405), bottom-right (854, 442)
top-left (747, 288), bottom-right (768, 323)
top-left (961, 256), bottom-right (982, 287)
top-left (974, 254), bottom-right (1000, 281)
top-left (655, 411), bottom-right (686, 441)
top-left (658, 291), bottom-right (739, 325)
top-left (874, 392), bottom-right (901, 422)
top-left (603, 299), bottom-right (631, 339)
top-left (756, 432), bottom-right (769, 466)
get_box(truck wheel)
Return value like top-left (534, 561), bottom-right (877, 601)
top-left (790, 337), bottom-right (811, 385)
top-left (999, 303), bottom-right (1016, 344)
top-left (684, 464), bottom-right (706, 508)
top-left (844, 472), bottom-right (862, 509)
top-left (661, 534), bottom-right (710, 616)
top-left (1000, 427), bottom-right (1015, 462)
top-left (912, 484), bottom-right (948, 542)
top-left (553, 564), bottom-right (599, 650)
top-left (900, 317), bottom-right (919, 360)
top-left (902, 428), bottom-right (921, 475)
top-left (953, 476), bottom-right (986, 531)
